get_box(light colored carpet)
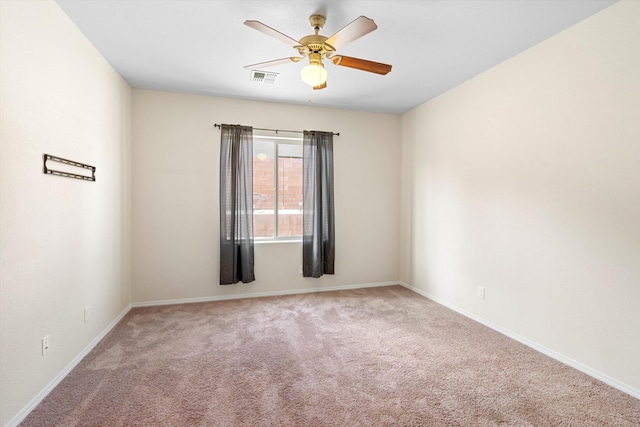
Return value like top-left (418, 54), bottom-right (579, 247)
top-left (21, 285), bottom-right (639, 426)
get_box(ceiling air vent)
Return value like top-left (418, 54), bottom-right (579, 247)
top-left (251, 70), bottom-right (279, 84)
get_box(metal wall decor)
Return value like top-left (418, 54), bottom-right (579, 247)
top-left (43, 154), bottom-right (96, 181)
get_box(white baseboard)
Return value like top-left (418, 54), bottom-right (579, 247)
top-left (398, 281), bottom-right (640, 400)
top-left (6, 304), bottom-right (132, 427)
top-left (132, 281), bottom-right (400, 307)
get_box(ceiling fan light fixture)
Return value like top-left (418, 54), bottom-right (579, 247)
top-left (245, 15), bottom-right (392, 90)
top-left (301, 62), bottom-right (327, 87)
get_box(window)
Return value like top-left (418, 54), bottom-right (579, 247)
top-left (253, 134), bottom-right (303, 240)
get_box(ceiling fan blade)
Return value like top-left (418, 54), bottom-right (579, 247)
top-left (313, 82), bottom-right (327, 90)
top-left (244, 20), bottom-right (300, 47)
top-left (331, 55), bottom-right (392, 75)
top-left (325, 16), bottom-right (377, 50)
top-left (244, 57), bottom-right (301, 69)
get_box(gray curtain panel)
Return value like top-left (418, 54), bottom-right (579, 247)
top-left (219, 124), bottom-right (255, 284)
top-left (302, 130), bottom-right (335, 278)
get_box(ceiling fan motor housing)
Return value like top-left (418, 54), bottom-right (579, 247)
top-left (299, 36), bottom-right (333, 54)
top-left (299, 15), bottom-right (335, 55)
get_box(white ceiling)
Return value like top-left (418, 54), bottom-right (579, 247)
top-left (55, 0), bottom-right (618, 114)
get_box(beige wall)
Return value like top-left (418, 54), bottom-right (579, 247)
top-left (0, 1), bottom-right (132, 425)
top-left (400, 0), bottom-right (639, 393)
top-left (132, 89), bottom-right (401, 303)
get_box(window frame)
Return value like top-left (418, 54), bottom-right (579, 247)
top-left (253, 133), bottom-right (303, 242)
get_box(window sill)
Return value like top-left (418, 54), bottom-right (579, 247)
top-left (255, 239), bottom-right (302, 245)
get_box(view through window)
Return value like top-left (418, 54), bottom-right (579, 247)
top-left (253, 136), bottom-right (303, 240)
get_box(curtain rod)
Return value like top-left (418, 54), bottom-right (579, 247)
top-left (214, 123), bottom-right (339, 136)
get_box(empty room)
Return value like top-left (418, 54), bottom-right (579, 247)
top-left (1, 0), bottom-right (638, 425)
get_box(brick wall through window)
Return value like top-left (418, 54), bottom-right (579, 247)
top-left (253, 145), bottom-right (303, 238)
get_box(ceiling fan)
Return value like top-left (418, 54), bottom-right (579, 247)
top-left (244, 15), bottom-right (392, 90)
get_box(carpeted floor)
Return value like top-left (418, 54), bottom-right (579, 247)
top-left (21, 285), bottom-right (639, 426)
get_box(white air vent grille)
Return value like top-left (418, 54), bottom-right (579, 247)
top-left (251, 70), bottom-right (279, 84)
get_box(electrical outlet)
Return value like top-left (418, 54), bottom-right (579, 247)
top-left (84, 306), bottom-right (90, 323)
top-left (42, 335), bottom-right (50, 355)
top-left (299, 265), bottom-right (303, 274)
top-left (478, 287), bottom-right (485, 299)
